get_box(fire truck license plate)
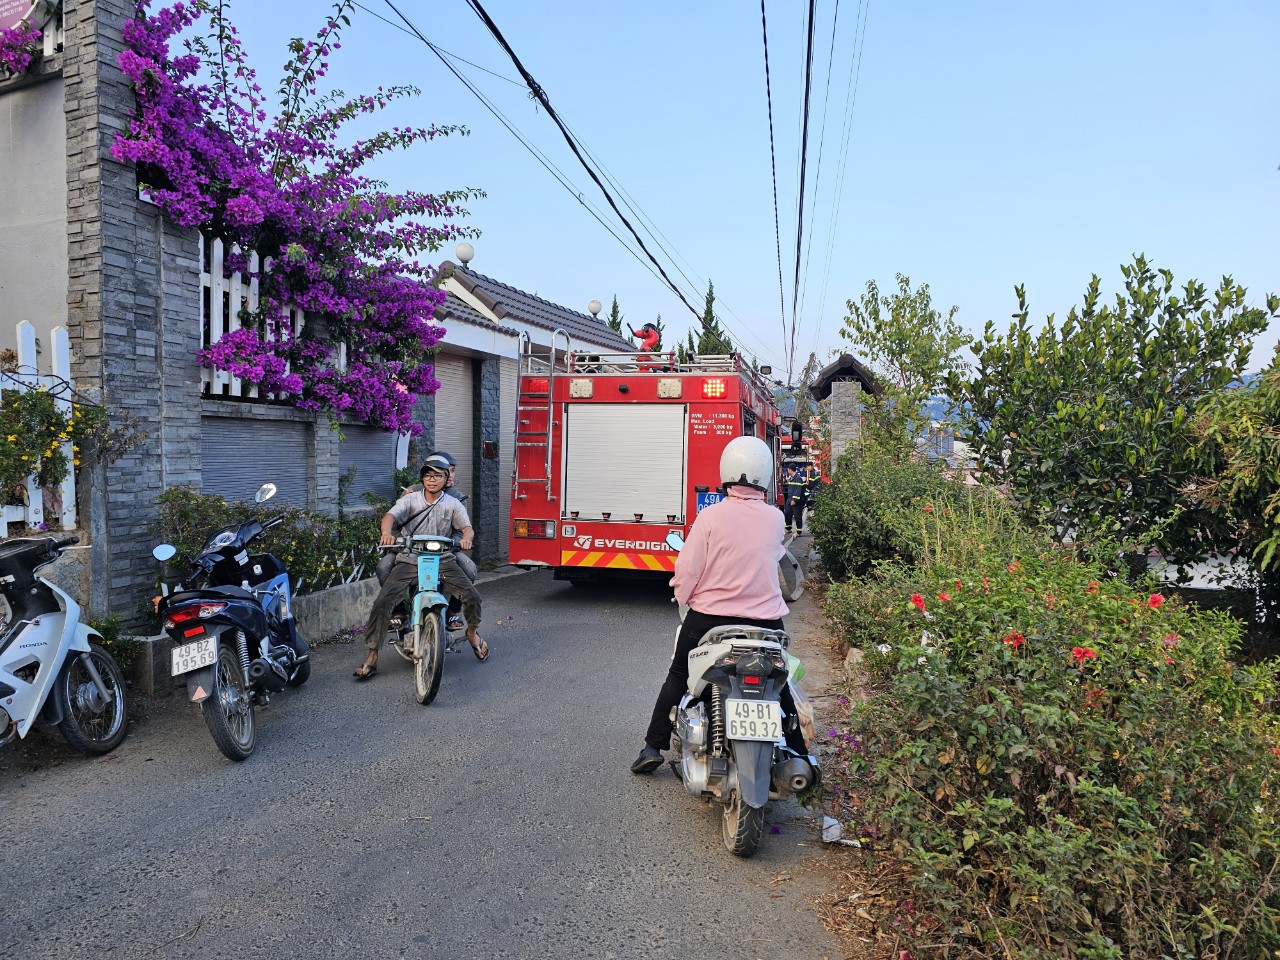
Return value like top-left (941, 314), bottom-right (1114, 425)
top-left (725, 699), bottom-right (783, 742)
top-left (171, 638), bottom-right (216, 676)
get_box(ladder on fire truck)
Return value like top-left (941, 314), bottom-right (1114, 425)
top-left (513, 329), bottom-right (571, 502)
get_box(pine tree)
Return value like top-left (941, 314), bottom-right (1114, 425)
top-left (606, 295), bottom-right (624, 334)
top-left (653, 314), bottom-right (665, 351)
top-left (696, 280), bottom-right (733, 354)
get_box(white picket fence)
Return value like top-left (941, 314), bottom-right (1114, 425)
top-left (200, 235), bottom-right (312, 398)
top-left (1, 321), bottom-right (77, 537)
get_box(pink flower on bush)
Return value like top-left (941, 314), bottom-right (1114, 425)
top-left (1071, 646), bottom-right (1097, 664)
top-left (937, 591), bottom-right (951, 603)
top-left (1007, 561), bottom-right (1021, 573)
top-left (1161, 633), bottom-right (1180, 648)
top-left (910, 593), bottom-right (926, 612)
top-left (1148, 594), bottom-right (1165, 610)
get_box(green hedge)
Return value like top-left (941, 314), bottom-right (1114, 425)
top-left (154, 487), bottom-right (379, 596)
top-left (817, 452), bottom-right (1280, 956)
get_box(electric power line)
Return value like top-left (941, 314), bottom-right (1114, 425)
top-left (760, 0), bottom-right (787, 379)
top-left (455, 0), bottom-right (783, 369)
top-left (788, 0), bottom-right (819, 385)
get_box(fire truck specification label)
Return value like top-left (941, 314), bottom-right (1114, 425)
top-left (696, 492), bottom-right (724, 513)
top-left (689, 411), bottom-right (737, 438)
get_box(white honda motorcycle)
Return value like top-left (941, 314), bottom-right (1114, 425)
top-left (664, 532), bottom-right (820, 857)
top-left (0, 535), bottom-right (129, 755)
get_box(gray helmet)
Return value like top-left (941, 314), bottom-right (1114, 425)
top-left (429, 450), bottom-right (457, 468)
top-left (420, 454), bottom-right (451, 478)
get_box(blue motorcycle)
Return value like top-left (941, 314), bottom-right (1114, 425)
top-left (383, 535), bottom-right (469, 705)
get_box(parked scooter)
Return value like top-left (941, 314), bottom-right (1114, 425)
top-left (0, 535), bottom-right (129, 755)
top-left (152, 483), bottom-right (309, 761)
top-left (663, 531), bottom-right (821, 857)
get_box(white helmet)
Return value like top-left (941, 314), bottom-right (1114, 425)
top-left (719, 436), bottom-right (774, 491)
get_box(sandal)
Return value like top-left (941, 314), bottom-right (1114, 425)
top-left (353, 661), bottom-right (378, 680)
top-left (468, 635), bottom-right (489, 662)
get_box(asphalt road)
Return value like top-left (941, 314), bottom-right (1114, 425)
top-left (0, 569), bottom-right (843, 960)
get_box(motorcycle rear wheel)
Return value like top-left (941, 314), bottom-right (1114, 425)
top-left (203, 645), bottom-right (256, 761)
top-left (722, 791), bottom-right (765, 858)
top-left (56, 643), bottom-right (129, 756)
top-left (413, 612), bottom-right (444, 705)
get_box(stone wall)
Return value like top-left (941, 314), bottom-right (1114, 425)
top-left (829, 380), bottom-right (862, 473)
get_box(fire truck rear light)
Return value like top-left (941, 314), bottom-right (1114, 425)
top-left (657, 378), bottom-right (682, 398)
top-left (514, 520), bottom-right (555, 539)
top-left (703, 378), bottom-right (726, 398)
top-left (526, 377), bottom-right (550, 394)
top-left (569, 378), bottom-right (593, 398)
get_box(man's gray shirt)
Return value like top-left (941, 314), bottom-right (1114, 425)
top-left (388, 490), bottom-right (471, 540)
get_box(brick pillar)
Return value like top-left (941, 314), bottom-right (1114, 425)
top-left (474, 357), bottom-right (502, 560)
top-left (65, 0), bottom-right (202, 617)
top-left (829, 380), bottom-right (862, 474)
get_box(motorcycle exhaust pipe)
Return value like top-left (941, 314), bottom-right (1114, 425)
top-left (248, 657), bottom-right (287, 692)
top-left (771, 756), bottom-right (814, 794)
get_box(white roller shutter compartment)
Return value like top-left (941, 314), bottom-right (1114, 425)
top-left (433, 354), bottom-right (475, 505)
top-left (562, 404), bottom-right (687, 522)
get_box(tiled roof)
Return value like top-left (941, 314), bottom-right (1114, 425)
top-left (434, 291), bottom-right (520, 337)
top-left (808, 353), bottom-right (884, 400)
top-left (442, 261), bottom-right (634, 352)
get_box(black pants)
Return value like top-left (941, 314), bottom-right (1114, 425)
top-left (364, 555), bottom-right (481, 650)
top-left (643, 609), bottom-right (808, 755)
top-left (783, 496), bottom-right (808, 531)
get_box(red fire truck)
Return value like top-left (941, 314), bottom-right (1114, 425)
top-left (509, 334), bottom-right (783, 581)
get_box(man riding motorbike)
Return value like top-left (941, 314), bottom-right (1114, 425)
top-left (631, 436), bottom-right (809, 774)
top-left (355, 455), bottom-right (487, 680)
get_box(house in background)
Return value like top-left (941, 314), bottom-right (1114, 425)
top-left (0, 1), bottom-right (634, 615)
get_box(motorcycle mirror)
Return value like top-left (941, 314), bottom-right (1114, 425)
top-left (152, 544), bottom-right (177, 562)
top-left (665, 531), bottom-right (685, 552)
top-left (255, 483), bottom-right (278, 504)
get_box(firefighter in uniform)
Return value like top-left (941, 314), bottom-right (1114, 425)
top-left (782, 460), bottom-right (817, 535)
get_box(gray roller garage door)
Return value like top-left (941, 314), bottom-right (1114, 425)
top-left (202, 417), bottom-right (310, 506)
top-left (433, 354), bottom-right (474, 505)
top-left (338, 426), bottom-right (397, 504)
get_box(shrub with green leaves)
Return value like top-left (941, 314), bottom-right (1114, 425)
top-left (847, 551), bottom-right (1280, 958)
top-left (809, 447), bottom-right (957, 580)
top-left (155, 487), bottom-right (379, 596)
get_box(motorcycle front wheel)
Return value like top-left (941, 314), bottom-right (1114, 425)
top-left (413, 612), bottom-right (444, 706)
top-left (56, 643), bottom-right (129, 756)
top-left (722, 791), bottom-right (765, 858)
top-left (203, 644), bottom-right (256, 761)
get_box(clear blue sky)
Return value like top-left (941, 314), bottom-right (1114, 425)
top-left (219, 1), bottom-right (1279, 380)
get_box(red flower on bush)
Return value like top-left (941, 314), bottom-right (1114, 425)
top-left (910, 593), bottom-right (926, 611)
top-left (1071, 646), bottom-right (1097, 664)
top-left (1085, 580), bottom-right (1100, 596)
top-left (1002, 632), bottom-right (1025, 652)
top-left (922, 503), bottom-right (934, 514)
top-left (1083, 683), bottom-right (1105, 709)
top-left (1007, 561), bottom-right (1021, 573)
top-left (937, 591), bottom-right (951, 603)
top-left (1161, 633), bottom-right (1180, 648)
top-left (954, 579), bottom-right (963, 591)
top-left (1148, 594), bottom-right (1165, 609)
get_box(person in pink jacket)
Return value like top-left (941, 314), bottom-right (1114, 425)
top-left (631, 436), bottom-right (809, 775)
